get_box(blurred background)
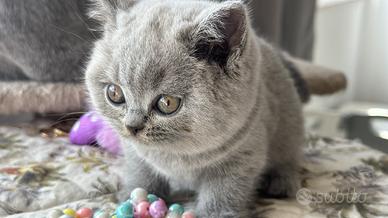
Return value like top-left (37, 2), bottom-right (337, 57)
top-left (307, 0), bottom-right (388, 152)
top-left (248, 0), bottom-right (388, 152)
top-left (247, 0), bottom-right (388, 152)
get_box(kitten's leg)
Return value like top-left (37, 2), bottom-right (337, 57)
top-left (195, 173), bottom-right (258, 218)
top-left (259, 117), bottom-right (303, 198)
top-left (259, 163), bottom-right (301, 198)
top-left (117, 154), bottom-right (170, 202)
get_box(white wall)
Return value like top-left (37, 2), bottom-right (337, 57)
top-left (354, 0), bottom-right (388, 104)
top-left (312, 0), bottom-right (388, 107)
top-left (312, 0), bottom-right (364, 108)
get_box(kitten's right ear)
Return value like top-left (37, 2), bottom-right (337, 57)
top-left (89, 0), bottom-right (136, 25)
top-left (189, 1), bottom-right (248, 70)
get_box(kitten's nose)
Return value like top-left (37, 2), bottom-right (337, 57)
top-left (125, 109), bottom-right (147, 136)
top-left (126, 124), bottom-right (145, 136)
top-left (125, 113), bottom-right (147, 136)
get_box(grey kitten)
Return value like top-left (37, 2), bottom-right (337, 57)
top-left (86, 0), bottom-right (304, 217)
top-left (0, 0), bottom-right (94, 82)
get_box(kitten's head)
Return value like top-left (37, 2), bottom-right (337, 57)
top-left (85, 0), bottom-right (259, 155)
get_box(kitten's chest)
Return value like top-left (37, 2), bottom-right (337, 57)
top-left (141, 151), bottom-right (201, 185)
top-left (154, 161), bottom-right (200, 191)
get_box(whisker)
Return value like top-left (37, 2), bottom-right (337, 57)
top-left (46, 111), bottom-right (87, 117)
top-left (69, 2), bottom-right (99, 41)
top-left (47, 23), bottom-right (94, 60)
top-left (41, 112), bottom-right (87, 122)
top-left (49, 23), bottom-right (89, 43)
top-left (57, 111), bottom-right (88, 118)
top-left (46, 118), bottom-right (81, 129)
top-left (56, 113), bottom-right (86, 122)
top-left (61, 111), bottom-right (88, 115)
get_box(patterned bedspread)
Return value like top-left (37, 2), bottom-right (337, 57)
top-left (1, 124), bottom-right (388, 218)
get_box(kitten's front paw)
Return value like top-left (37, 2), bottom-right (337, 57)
top-left (195, 205), bottom-right (255, 218)
top-left (195, 210), bottom-right (255, 218)
top-left (259, 169), bottom-right (301, 198)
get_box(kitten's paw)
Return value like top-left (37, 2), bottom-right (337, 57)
top-left (258, 169), bottom-right (301, 198)
top-left (195, 210), bottom-right (256, 218)
top-left (194, 204), bottom-right (256, 218)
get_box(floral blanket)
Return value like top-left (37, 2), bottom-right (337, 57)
top-left (1, 124), bottom-right (388, 218)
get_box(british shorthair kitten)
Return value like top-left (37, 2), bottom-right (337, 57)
top-left (86, 0), bottom-right (305, 217)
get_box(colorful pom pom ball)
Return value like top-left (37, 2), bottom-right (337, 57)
top-left (116, 202), bottom-right (134, 218)
top-left (168, 204), bottom-right (184, 215)
top-left (149, 199), bottom-right (168, 218)
top-left (75, 207), bottom-right (93, 218)
top-left (130, 188), bottom-right (148, 205)
top-left (147, 194), bottom-right (159, 204)
top-left (182, 211), bottom-right (196, 218)
top-left (135, 201), bottom-right (151, 218)
top-left (63, 208), bottom-right (76, 217)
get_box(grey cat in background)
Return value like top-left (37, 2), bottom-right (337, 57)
top-left (0, 0), bottom-right (94, 82)
top-left (86, 0), bottom-right (305, 217)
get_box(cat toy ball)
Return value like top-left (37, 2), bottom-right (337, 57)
top-left (115, 188), bottom-right (195, 218)
top-left (48, 188), bottom-right (195, 218)
top-left (69, 112), bottom-right (122, 154)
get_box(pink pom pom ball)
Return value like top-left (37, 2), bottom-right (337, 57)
top-left (135, 201), bottom-right (151, 218)
top-left (75, 207), bottom-right (93, 218)
top-left (182, 211), bottom-right (196, 218)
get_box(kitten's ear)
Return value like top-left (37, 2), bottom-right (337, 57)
top-left (191, 1), bottom-right (248, 68)
top-left (89, 0), bottom-right (136, 25)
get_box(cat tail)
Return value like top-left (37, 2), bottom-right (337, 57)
top-left (0, 82), bottom-right (87, 115)
top-left (283, 54), bottom-right (347, 103)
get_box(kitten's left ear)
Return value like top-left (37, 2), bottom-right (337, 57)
top-left (190, 1), bottom-right (248, 69)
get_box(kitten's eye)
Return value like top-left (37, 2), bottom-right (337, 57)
top-left (106, 84), bottom-right (125, 104)
top-left (155, 95), bottom-right (182, 115)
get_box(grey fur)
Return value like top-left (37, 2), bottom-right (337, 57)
top-left (0, 0), bottom-right (95, 82)
top-left (85, 0), bottom-right (304, 217)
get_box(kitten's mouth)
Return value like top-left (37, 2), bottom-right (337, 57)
top-left (124, 136), bottom-right (161, 149)
top-left (125, 131), bottom-right (172, 146)
top-left (123, 125), bottom-right (180, 146)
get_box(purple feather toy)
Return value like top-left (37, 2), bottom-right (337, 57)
top-left (69, 112), bottom-right (122, 154)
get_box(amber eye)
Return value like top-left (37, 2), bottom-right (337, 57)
top-left (106, 84), bottom-right (125, 104)
top-left (155, 95), bottom-right (182, 115)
